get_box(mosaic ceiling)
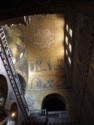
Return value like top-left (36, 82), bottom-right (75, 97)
top-left (30, 28), bottom-right (55, 49)
top-left (3, 25), bottom-right (25, 63)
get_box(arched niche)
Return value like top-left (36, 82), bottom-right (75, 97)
top-left (0, 74), bottom-right (8, 107)
top-left (17, 73), bottom-right (26, 95)
top-left (42, 93), bottom-right (66, 112)
top-left (6, 102), bottom-right (18, 125)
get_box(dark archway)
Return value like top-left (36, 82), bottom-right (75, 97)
top-left (0, 74), bottom-right (8, 107)
top-left (42, 93), bottom-right (66, 112)
top-left (17, 73), bottom-right (26, 95)
top-left (7, 102), bottom-right (18, 125)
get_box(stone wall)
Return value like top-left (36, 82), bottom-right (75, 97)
top-left (71, 13), bottom-right (94, 124)
top-left (81, 41), bottom-right (94, 125)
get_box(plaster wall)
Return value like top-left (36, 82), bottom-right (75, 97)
top-left (0, 56), bottom-right (24, 125)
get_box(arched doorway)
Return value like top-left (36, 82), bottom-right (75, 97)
top-left (42, 93), bottom-right (66, 112)
top-left (6, 103), bottom-right (18, 125)
top-left (17, 73), bottom-right (26, 95)
top-left (0, 74), bottom-right (8, 107)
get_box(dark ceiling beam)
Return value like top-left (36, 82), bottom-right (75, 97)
top-left (0, 2), bottom-right (94, 21)
top-left (0, 16), bottom-right (30, 26)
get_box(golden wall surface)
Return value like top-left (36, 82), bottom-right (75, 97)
top-left (23, 15), bottom-right (65, 109)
